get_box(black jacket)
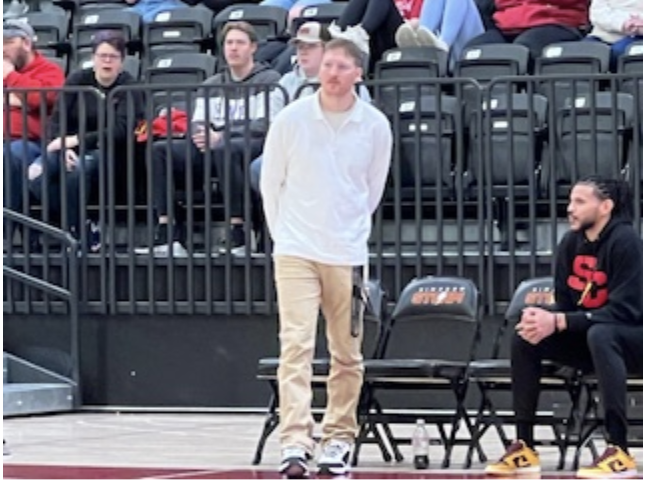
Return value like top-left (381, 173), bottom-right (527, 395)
top-left (555, 217), bottom-right (643, 332)
top-left (48, 68), bottom-right (144, 151)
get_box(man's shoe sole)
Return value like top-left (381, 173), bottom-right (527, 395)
top-left (317, 465), bottom-right (349, 476)
top-left (280, 461), bottom-right (309, 479)
top-left (576, 469), bottom-right (638, 479)
top-left (485, 467), bottom-right (541, 476)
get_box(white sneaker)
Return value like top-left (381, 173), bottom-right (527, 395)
top-left (134, 241), bottom-right (188, 257)
top-left (416, 26), bottom-right (448, 51)
top-left (395, 22), bottom-right (420, 48)
top-left (347, 24), bottom-right (370, 56)
top-left (327, 21), bottom-right (343, 38)
top-left (318, 439), bottom-right (352, 476)
top-left (279, 446), bottom-right (309, 479)
top-left (328, 22), bottom-right (370, 56)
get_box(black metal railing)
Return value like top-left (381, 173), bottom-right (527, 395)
top-left (3, 73), bottom-right (643, 316)
top-left (3, 208), bottom-right (81, 404)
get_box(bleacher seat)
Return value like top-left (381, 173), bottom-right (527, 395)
top-left (72, 9), bottom-right (142, 61)
top-left (374, 47), bottom-right (449, 115)
top-left (543, 91), bottom-right (635, 196)
top-left (144, 52), bottom-right (216, 115)
top-left (617, 40), bottom-right (643, 123)
top-left (466, 93), bottom-right (547, 198)
top-left (537, 41), bottom-right (611, 74)
top-left (290, 2), bottom-right (347, 34)
top-left (145, 52), bottom-right (216, 85)
top-left (455, 43), bottom-right (530, 82)
top-left (75, 0), bottom-right (127, 15)
top-left (454, 43), bottom-right (530, 109)
top-left (617, 40), bottom-right (643, 76)
top-left (24, 10), bottom-right (70, 54)
top-left (391, 93), bottom-right (459, 198)
top-left (143, 6), bottom-right (213, 66)
top-left (213, 4), bottom-right (287, 44)
top-left (535, 41), bottom-right (612, 107)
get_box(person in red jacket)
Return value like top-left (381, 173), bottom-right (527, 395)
top-left (3, 18), bottom-right (65, 219)
top-left (464, 0), bottom-right (590, 61)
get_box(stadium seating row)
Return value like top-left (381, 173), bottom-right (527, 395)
top-left (20, 2), bottom-right (644, 81)
top-left (25, 2), bottom-right (346, 69)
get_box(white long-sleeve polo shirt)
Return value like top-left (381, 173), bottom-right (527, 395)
top-left (261, 91), bottom-right (393, 266)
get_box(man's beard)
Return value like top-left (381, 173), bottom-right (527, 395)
top-left (578, 217), bottom-right (597, 233)
top-left (13, 50), bottom-right (28, 71)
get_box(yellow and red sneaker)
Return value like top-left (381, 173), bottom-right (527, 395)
top-left (576, 445), bottom-right (638, 479)
top-left (485, 440), bottom-right (540, 476)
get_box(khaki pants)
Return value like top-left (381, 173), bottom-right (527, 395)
top-left (275, 255), bottom-right (364, 453)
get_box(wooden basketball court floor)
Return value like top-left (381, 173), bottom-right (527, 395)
top-left (2, 412), bottom-right (643, 479)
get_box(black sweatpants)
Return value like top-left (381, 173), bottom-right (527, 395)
top-left (151, 136), bottom-right (263, 220)
top-left (511, 323), bottom-right (643, 450)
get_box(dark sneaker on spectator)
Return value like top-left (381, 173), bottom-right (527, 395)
top-left (86, 221), bottom-right (102, 253)
top-left (134, 224), bottom-right (187, 257)
top-left (317, 439), bottom-right (352, 476)
top-left (279, 446), bottom-right (309, 479)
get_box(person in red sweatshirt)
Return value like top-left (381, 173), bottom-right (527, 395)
top-left (3, 18), bottom-right (65, 218)
top-left (464, 0), bottom-right (590, 61)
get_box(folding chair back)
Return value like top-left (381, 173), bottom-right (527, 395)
top-left (358, 276), bottom-right (482, 468)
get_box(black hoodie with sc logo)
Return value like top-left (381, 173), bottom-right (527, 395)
top-left (554, 217), bottom-right (643, 332)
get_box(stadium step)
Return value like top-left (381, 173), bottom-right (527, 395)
top-left (3, 352), bottom-right (76, 417)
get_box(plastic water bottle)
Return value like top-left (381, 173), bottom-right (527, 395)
top-left (412, 419), bottom-right (430, 469)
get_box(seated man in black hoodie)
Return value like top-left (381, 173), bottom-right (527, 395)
top-left (135, 20), bottom-right (281, 257)
top-left (486, 176), bottom-right (643, 479)
top-left (29, 30), bottom-right (144, 252)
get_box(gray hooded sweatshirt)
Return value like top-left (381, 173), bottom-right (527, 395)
top-left (192, 62), bottom-right (281, 138)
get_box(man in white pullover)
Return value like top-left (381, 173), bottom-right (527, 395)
top-left (261, 38), bottom-right (392, 478)
top-left (249, 21), bottom-right (371, 193)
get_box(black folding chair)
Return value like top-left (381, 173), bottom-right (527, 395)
top-left (358, 275), bottom-right (483, 468)
top-left (465, 277), bottom-right (588, 469)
